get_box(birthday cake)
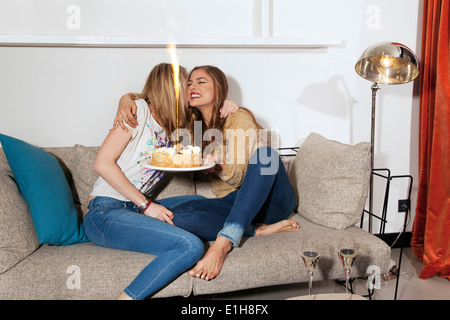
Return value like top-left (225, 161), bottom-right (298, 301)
top-left (151, 145), bottom-right (202, 168)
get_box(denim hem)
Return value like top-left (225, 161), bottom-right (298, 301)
top-left (217, 231), bottom-right (240, 247)
top-left (123, 288), bottom-right (139, 300)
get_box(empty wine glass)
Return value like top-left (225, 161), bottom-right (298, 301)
top-left (301, 238), bottom-right (320, 296)
top-left (338, 238), bottom-right (358, 299)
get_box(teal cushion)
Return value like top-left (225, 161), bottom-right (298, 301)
top-left (0, 134), bottom-right (88, 245)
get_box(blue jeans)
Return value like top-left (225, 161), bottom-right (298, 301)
top-left (171, 146), bottom-right (296, 247)
top-left (83, 195), bottom-right (204, 300)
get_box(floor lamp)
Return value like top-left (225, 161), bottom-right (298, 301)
top-left (354, 42), bottom-right (419, 232)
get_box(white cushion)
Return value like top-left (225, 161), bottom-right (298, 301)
top-left (288, 132), bottom-right (371, 230)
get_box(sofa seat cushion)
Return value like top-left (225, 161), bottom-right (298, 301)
top-left (288, 132), bottom-right (371, 230)
top-left (0, 166), bottom-right (40, 273)
top-left (0, 242), bottom-right (194, 300)
top-left (192, 214), bottom-right (390, 296)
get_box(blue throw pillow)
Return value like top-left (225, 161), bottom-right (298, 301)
top-left (0, 134), bottom-right (88, 245)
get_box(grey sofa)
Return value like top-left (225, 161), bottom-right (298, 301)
top-left (0, 132), bottom-right (390, 300)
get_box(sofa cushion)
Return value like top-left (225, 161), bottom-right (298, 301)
top-left (43, 147), bottom-right (84, 215)
top-left (72, 144), bottom-right (100, 206)
top-left (288, 132), bottom-right (371, 230)
top-left (193, 172), bottom-right (217, 198)
top-left (0, 242), bottom-right (194, 299)
top-left (0, 164), bottom-right (40, 273)
top-left (0, 134), bottom-right (88, 245)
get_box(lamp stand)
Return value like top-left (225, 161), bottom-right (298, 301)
top-left (368, 82), bottom-right (380, 233)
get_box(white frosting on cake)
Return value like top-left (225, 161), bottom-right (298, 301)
top-left (180, 145), bottom-right (201, 154)
top-left (155, 147), bottom-right (176, 155)
top-left (154, 145), bottom-right (200, 155)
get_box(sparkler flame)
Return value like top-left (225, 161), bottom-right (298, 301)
top-left (167, 42), bottom-right (180, 101)
top-left (167, 42), bottom-right (180, 144)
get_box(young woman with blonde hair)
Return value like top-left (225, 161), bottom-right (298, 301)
top-left (83, 63), bottom-right (205, 300)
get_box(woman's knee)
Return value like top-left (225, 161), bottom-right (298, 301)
top-left (253, 145), bottom-right (276, 157)
top-left (179, 232), bottom-right (205, 261)
top-left (193, 238), bottom-right (205, 261)
top-left (250, 146), bottom-right (280, 175)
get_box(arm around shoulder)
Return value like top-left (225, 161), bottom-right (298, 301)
top-left (113, 93), bottom-right (140, 131)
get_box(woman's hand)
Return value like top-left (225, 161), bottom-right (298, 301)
top-left (113, 93), bottom-right (139, 131)
top-left (201, 154), bottom-right (224, 174)
top-left (143, 202), bottom-right (175, 225)
top-left (219, 99), bottom-right (239, 118)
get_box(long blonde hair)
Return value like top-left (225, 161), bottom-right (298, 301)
top-left (139, 63), bottom-right (188, 143)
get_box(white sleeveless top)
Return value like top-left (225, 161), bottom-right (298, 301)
top-left (89, 99), bottom-right (169, 201)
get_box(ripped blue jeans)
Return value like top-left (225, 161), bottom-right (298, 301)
top-left (171, 146), bottom-right (296, 247)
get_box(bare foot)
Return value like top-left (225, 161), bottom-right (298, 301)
top-left (117, 292), bottom-right (133, 300)
top-left (255, 220), bottom-right (300, 237)
top-left (188, 236), bottom-right (232, 281)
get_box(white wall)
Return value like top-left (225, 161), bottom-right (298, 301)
top-left (0, 0), bottom-right (421, 233)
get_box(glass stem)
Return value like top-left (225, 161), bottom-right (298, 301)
top-left (345, 270), bottom-right (350, 300)
top-left (308, 273), bottom-right (312, 296)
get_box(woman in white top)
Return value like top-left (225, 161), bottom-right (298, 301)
top-left (83, 63), bottom-right (205, 300)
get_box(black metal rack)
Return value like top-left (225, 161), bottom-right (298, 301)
top-left (360, 169), bottom-right (413, 300)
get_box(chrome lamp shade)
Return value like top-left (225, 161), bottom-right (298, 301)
top-left (355, 42), bottom-right (419, 85)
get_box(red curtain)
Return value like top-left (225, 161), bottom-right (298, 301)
top-left (411, 0), bottom-right (450, 280)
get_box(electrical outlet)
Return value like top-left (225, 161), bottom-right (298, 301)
top-left (398, 199), bottom-right (410, 213)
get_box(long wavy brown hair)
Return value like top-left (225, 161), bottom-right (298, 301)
top-left (186, 65), bottom-right (261, 150)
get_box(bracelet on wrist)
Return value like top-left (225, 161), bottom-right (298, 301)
top-left (138, 199), bottom-right (152, 213)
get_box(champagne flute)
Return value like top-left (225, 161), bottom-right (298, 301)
top-left (301, 238), bottom-right (320, 296)
top-left (338, 238), bottom-right (358, 299)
